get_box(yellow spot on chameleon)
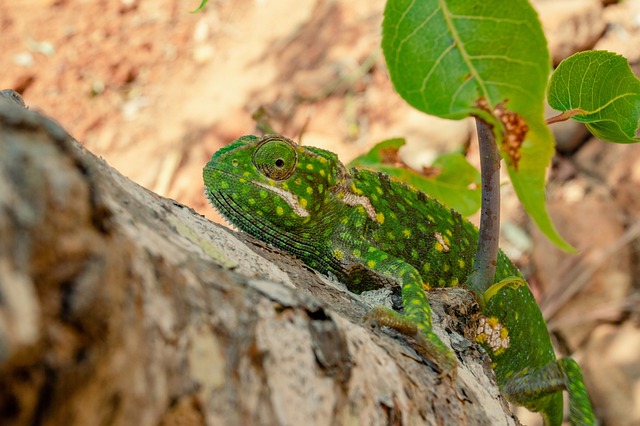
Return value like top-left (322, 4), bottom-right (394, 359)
top-left (422, 282), bottom-right (431, 291)
top-left (376, 212), bottom-right (385, 224)
top-left (402, 229), bottom-right (411, 238)
top-left (423, 263), bottom-right (430, 272)
top-left (259, 190), bottom-right (268, 199)
top-left (351, 182), bottom-right (363, 195)
top-left (319, 156), bottom-right (327, 163)
top-left (353, 249), bottom-right (361, 257)
top-left (341, 216), bottom-right (349, 224)
top-left (376, 187), bottom-right (383, 195)
top-left (306, 163), bottom-right (314, 170)
top-left (219, 181), bottom-right (229, 189)
top-left (367, 260), bottom-right (376, 268)
top-left (458, 259), bottom-right (465, 268)
top-left (300, 198), bottom-right (308, 208)
top-left (446, 229), bottom-right (453, 236)
top-left (451, 278), bottom-right (459, 286)
top-left (370, 194), bottom-right (378, 202)
top-left (410, 299), bottom-right (422, 307)
top-left (295, 178), bottom-right (302, 185)
top-left (427, 215), bottom-right (435, 222)
top-left (435, 242), bottom-right (444, 252)
top-left (238, 178), bottom-right (246, 183)
top-left (243, 171), bottom-right (251, 178)
top-left (494, 347), bottom-right (507, 356)
top-left (319, 169), bottom-right (326, 176)
top-left (276, 206), bottom-right (284, 215)
top-left (333, 249), bottom-right (344, 259)
top-left (443, 264), bottom-right (450, 272)
top-left (389, 212), bottom-right (397, 219)
top-left (318, 184), bottom-right (324, 193)
top-left (306, 186), bottom-right (313, 195)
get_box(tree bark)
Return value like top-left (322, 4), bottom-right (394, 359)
top-left (0, 97), bottom-right (520, 426)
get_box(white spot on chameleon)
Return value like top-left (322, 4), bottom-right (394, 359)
top-left (254, 181), bottom-right (309, 217)
top-left (476, 316), bottom-right (510, 353)
top-left (341, 190), bottom-right (377, 222)
top-left (434, 231), bottom-right (450, 252)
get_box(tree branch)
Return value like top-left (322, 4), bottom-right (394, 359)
top-left (0, 99), bottom-right (518, 426)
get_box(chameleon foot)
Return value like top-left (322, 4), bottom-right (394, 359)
top-left (365, 306), bottom-right (457, 377)
top-left (502, 357), bottom-right (596, 426)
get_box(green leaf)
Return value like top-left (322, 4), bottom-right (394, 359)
top-left (548, 50), bottom-right (640, 143)
top-left (191, 0), bottom-right (208, 13)
top-left (348, 138), bottom-right (481, 216)
top-left (382, 0), bottom-right (574, 251)
top-left (347, 138), bottom-right (406, 166)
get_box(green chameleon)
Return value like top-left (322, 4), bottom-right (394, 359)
top-left (203, 134), bottom-right (597, 425)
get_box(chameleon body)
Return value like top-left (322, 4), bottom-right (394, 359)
top-left (203, 134), bottom-right (596, 425)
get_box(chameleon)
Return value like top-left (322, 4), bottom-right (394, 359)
top-left (203, 134), bottom-right (597, 426)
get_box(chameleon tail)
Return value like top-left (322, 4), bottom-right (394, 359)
top-left (558, 357), bottom-right (597, 425)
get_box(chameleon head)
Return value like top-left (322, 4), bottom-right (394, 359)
top-left (203, 134), bottom-right (344, 232)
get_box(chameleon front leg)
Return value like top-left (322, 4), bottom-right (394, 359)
top-left (345, 245), bottom-right (457, 374)
top-left (502, 357), bottom-right (597, 426)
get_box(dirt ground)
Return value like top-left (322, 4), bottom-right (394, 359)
top-left (2, 0), bottom-right (640, 425)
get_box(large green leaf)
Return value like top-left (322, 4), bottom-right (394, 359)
top-left (548, 50), bottom-right (640, 143)
top-left (348, 138), bottom-right (481, 216)
top-left (383, 0), bottom-right (574, 251)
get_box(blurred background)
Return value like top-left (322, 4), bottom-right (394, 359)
top-left (1, 0), bottom-right (639, 424)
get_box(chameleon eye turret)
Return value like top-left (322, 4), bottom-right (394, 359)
top-left (252, 136), bottom-right (298, 181)
top-left (204, 134), bottom-right (597, 426)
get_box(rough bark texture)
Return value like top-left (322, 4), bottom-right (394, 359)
top-left (0, 98), bottom-right (520, 426)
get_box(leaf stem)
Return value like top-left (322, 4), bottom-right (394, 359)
top-left (466, 118), bottom-right (501, 303)
top-left (546, 109), bottom-right (586, 125)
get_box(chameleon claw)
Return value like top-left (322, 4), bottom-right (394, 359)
top-left (365, 306), bottom-right (457, 379)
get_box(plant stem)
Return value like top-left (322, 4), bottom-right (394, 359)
top-left (466, 118), bottom-right (501, 303)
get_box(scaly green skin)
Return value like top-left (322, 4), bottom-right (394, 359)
top-left (203, 134), bottom-right (597, 425)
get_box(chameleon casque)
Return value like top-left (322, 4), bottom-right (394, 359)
top-left (203, 134), bottom-right (596, 425)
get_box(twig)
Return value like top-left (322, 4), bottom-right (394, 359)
top-left (466, 118), bottom-right (501, 301)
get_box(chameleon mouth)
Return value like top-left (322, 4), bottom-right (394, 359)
top-left (205, 166), bottom-right (309, 218)
top-left (206, 189), bottom-right (319, 256)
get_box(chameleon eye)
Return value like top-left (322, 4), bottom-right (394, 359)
top-left (252, 137), bottom-right (297, 180)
